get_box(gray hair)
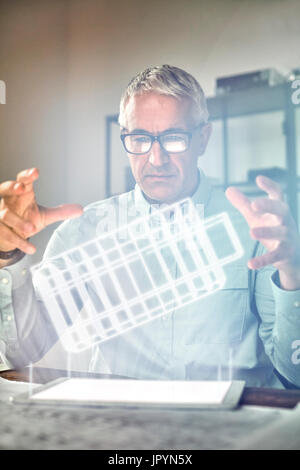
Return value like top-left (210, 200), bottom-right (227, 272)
top-left (118, 64), bottom-right (209, 128)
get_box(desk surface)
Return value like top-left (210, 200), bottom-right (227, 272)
top-left (1, 367), bottom-right (300, 450)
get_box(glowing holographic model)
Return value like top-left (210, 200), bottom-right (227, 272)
top-left (31, 198), bottom-right (244, 353)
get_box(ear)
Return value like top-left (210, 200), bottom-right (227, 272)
top-left (198, 122), bottom-right (212, 156)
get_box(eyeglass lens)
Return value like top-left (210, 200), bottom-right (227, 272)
top-left (124, 133), bottom-right (189, 154)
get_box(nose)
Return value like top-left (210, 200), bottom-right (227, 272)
top-left (148, 140), bottom-right (169, 167)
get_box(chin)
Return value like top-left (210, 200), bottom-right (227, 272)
top-left (145, 188), bottom-right (180, 204)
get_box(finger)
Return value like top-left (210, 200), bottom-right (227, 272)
top-left (251, 197), bottom-right (288, 218)
top-left (0, 208), bottom-right (35, 235)
top-left (225, 186), bottom-right (254, 223)
top-left (0, 223), bottom-right (36, 254)
top-left (248, 251), bottom-right (281, 270)
top-left (250, 225), bottom-right (287, 241)
top-left (255, 175), bottom-right (284, 202)
top-left (0, 181), bottom-right (25, 198)
top-left (16, 168), bottom-right (39, 193)
top-left (42, 204), bottom-right (83, 226)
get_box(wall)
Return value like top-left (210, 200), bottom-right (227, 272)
top-left (65, 0), bottom-right (300, 204)
top-left (0, 0), bottom-right (69, 260)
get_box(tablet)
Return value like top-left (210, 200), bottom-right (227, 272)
top-left (12, 378), bottom-right (245, 410)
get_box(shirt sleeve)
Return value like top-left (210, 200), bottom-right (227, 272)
top-left (0, 255), bottom-right (31, 366)
top-left (0, 206), bottom-right (102, 369)
top-left (255, 265), bottom-right (300, 388)
top-left (0, 249), bottom-right (60, 369)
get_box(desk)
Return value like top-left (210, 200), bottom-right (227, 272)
top-left (1, 367), bottom-right (300, 450)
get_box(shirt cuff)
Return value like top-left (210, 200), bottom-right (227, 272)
top-left (271, 271), bottom-right (300, 319)
top-left (0, 255), bottom-right (32, 291)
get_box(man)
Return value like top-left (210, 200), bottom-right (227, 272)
top-left (1, 65), bottom-right (300, 387)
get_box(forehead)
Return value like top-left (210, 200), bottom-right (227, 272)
top-left (123, 92), bottom-right (196, 132)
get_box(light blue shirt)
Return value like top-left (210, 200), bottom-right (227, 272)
top-left (1, 171), bottom-right (300, 388)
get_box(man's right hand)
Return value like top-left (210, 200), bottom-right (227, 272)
top-left (0, 168), bottom-right (83, 263)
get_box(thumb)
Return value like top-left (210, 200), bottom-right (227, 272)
top-left (41, 204), bottom-right (83, 226)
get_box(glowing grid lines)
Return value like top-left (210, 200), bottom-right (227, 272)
top-left (31, 198), bottom-right (244, 352)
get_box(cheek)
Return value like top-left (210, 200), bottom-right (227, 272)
top-left (173, 155), bottom-right (197, 178)
top-left (129, 157), bottom-right (144, 181)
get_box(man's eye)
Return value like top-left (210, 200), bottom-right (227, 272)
top-left (163, 134), bottom-right (185, 143)
top-left (132, 136), bottom-right (150, 143)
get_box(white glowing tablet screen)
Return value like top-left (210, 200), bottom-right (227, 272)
top-left (31, 379), bottom-right (231, 405)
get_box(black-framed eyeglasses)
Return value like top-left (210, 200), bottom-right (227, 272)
top-left (120, 123), bottom-right (205, 155)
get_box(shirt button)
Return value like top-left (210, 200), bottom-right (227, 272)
top-left (22, 269), bottom-right (27, 276)
top-left (6, 315), bottom-right (12, 321)
top-left (294, 301), bottom-right (300, 308)
top-left (1, 278), bottom-right (9, 285)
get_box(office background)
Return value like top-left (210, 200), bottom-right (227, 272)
top-left (1, 0), bottom-right (300, 259)
top-left (0, 0), bottom-right (300, 369)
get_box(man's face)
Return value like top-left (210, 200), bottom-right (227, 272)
top-left (122, 92), bottom-right (211, 204)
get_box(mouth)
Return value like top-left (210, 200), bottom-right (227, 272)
top-left (144, 174), bottom-right (175, 179)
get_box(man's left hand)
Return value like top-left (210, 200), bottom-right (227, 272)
top-left (225, 175), bottom-right (300, 291)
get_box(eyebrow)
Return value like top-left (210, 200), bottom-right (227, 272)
top-left (121, 127), bottom-right (187, 134)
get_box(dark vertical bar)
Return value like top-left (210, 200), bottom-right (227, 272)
top-left (105, 114), bottom-right (119, 199)
top-left (105, 115), bottom-right (112, 198)
top-left (284, 84), bottom-right (298, 226)
top-left (222, 97), bottom-right (229, 187)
